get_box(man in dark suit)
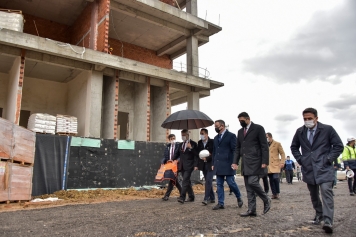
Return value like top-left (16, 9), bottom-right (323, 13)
top-left (161, 134), bottom-right (181, 201)
top-left (291, 108), bottom-right (343, 233)
top-left (212, 120), bottom-right (243, 210)
top-left (233, 112), bottom-right (270, 217)
top-left (197, 128), bottom-right (215, 205)
top-left (174, 129), bottom-right (198, 204)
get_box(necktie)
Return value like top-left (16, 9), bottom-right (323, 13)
top-left (309, 130), bottom-right (314, 145)
top-left (244, 128), bottom-right (247, 136)
top-left (170, 144), bottom-right (174, 160)
top-left (182, 142), bottom-right (186, 152)
top-left (218, 134), bottom-right (222, 142)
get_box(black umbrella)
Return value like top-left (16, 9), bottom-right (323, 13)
top-left (161, 110), bottom-right (214, 130)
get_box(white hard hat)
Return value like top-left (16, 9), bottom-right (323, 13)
top-left (199, 149), bottom-right (210, 159)
top-left (346, 169), bottom-right (354, 178)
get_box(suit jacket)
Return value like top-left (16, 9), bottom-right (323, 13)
top-left (161, 142), bottom-right (180, 164)
top-left (268, 140), bottom-right (286, 174)
top-left (290, 122), bottom-right (343, 185)
top-left (233, 122), bottom-right (269, 176)
top-left (197, 138), bottom-right (214, 171)
top-left (174, 139), bottom-right (198, 171)
top-left (212, 130), bottom-right (236, 176)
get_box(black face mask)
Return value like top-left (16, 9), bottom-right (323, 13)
top-left (215, 127), bottom-right (220, 133)
top-left (240, 121), bottom-right (247, 128)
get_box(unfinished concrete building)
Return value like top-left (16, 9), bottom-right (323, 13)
top-left (0, 0), bottom-right (223, 141)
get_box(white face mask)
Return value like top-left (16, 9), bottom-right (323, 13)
top-left (304, 120), bottom-right (315, 128)
top-left (267, 138), bottom-right (269, 143)
top-left (170, 140), bottom-right (175, 144)
top-left (182, 136), bottom-right (187, 142)
top-left (200, 135), bottom-right (206, 140)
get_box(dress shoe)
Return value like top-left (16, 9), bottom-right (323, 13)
top-left (209, 200), bottom-right (215, 203)
top-left (162, 196), bottom-right (169, 201)
top-left (271, 195), bottom-right (277, 199)
top-left (240, 210), bottom-right (257, 217)
top-left (350, 192), bottom-right (355, 196)
top-left (186, 197), bottom-right (195, 202)
top-left (229, 191), bottom-right (233, 195)
top-left (322, 221), bottom-right (333, 233)
top-left (212, 204), bottom-right (224, 210)
top-left (202, 200), bottom-right (208, 205)
top-left (177, 198), bottom-right (184, 204)
top-left (312, 215), bottom-right (323, 225)
top-left (263, 198), bottom-right (271, 214)
top-left (237, 198), bottom-right (243, 208)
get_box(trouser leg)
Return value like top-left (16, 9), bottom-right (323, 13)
top-left (244, 176), bottom-right (256, 212)
top-left (245, 175), bottom-right (269, 211)
top-left (352, 169), bottom-right (356, 192)
top-left (320, 182), bottom-right (334, 224)
top-left (262, 176), bottom-right (269, 193)
top-left (307, 183), bottom-right (323, 216)
top-left (164, 180), bottom-right (174, 197)
top-left (285, 170), bottom-right (290, 183)
top-left (216, 175), bottom-right (225, 206)
top-left (180, 169), bottom-right (194, 199)
top-left (226, 175), bottom-right (241, 199)
top-left (268, 173), bottom-right (276, 195)
top-left (348, 177), bottom-right (353, 192)
top-left (204, 168), bottom-right (215, 201)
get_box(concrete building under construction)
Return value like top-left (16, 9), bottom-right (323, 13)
top-left (0, 0), bottom-right (223, 142)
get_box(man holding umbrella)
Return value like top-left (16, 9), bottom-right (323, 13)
top-left (174, 129), bottom-right (199, 204)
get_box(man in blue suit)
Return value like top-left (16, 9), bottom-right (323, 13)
top-left (212, 120), bottom-right (243, 210)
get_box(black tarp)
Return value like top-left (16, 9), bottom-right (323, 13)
top-left (67, 140), bottom-right (199, 189)
top-left (32, 134), bottom-right (70, 196)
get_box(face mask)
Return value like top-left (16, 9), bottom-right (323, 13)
top-left (304, 120), bottom-right (315, 128)
top-left (182, 136), bottom-right (187, 142)
top-left (267, 138), bottom-right (269, 143)
top-left (200, 135), bottom-right (206, 140)
top-left (171, 140), bottom-right (175, 144)
top-left (215, 127), bottom-right (220, 133)
top-left (240, 121), bottom-right (247, 128)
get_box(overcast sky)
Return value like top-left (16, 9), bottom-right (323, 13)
top-left (171, 0), bottom-right (356, 159)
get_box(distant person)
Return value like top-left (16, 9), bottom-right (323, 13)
top-left (161, 134), bottom-right (182, 200)
top-left (284, 156), bottom-right (295, 184)
top-left (279, 168), bottom-right (284, 183)
top-left (212, 120), bottom-right (243, 210)
top-left (291, 108), bottom-right (343, 233)
top-left (266, 132), bottom-right (286, 199)
top-left (197, 128), bottom-right (215, 205)
top-left (233, 112), bottom-right (270, 217)
top-left (342, 137), bottom-right (356, 196)
top-left (174, 129), bottom-right (198, 204)
top-left (296, 165), bottom-right (302, 182)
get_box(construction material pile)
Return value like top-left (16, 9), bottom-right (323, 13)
top-left (0, 10), bottom-right (24, 32)
top-left (27, 113), bottom-right (56, 134)
top-left (56, 115), bottom-right (78, 134)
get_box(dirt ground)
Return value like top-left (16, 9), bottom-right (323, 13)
top-left (0, 177), bottom-right (355, 237)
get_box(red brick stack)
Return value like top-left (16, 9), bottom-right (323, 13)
top-left (0, 118), bottom-right (35, 203)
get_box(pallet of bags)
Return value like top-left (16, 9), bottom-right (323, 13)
top-left (0, 118), bottom-right (13, 160)
top-left (27, 113), bottom-right (56, 134)
top-left (0, 10), bottom-right (24, 32)
top-left (56, 115), bottom-right (78, 135)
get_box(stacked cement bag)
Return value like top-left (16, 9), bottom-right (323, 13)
top-left (56, 115), bottom-right (78, 134)
top-left (27, 113), bottom-right (56, 134)
top-left (0, 10), bottom-right (24, 32)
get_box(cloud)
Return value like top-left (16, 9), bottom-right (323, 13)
top-left (324, 95), bottom-right (356, 110)
top-left (243, 0), bottom-right (356, 83)
top-left (274, 114), bottom-right (298, 122)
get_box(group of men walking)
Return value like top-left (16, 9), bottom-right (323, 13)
top-left (160, 108), bottom-right (344, 234)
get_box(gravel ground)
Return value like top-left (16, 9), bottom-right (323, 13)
top-left (0, 177), bottom-right (355, 237)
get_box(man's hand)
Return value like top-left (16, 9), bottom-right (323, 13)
top-left (261, 164), bottom-right (267, 169)
top-left (194, 167), bottom-right (198, 171)
top-left (211, 166), bottom-right (214, 170)
top-left (186, 142), bottom-right (192, 149)
top-left (232, 164), bottom-right (238, 170)
top-left (346, 166), bottom-right (350, 170)
top-left (279, 164), bottom-right (284, 168)
top-left (202, 157), bottom-right (206, 162)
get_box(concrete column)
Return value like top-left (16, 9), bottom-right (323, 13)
top-left (5, 55), bottom-right (24, 124)
top-left (187, 91), bottom-right (200, 141)
top-left (186, 36), bottom-right (199, 77)
top-left (133, 79), bottom-right (150, 141)
top-left (151, 85), bottom-right (169, 142)
top-left (186, 0), bottom-right (198, 16)
top-left (101, 75), bottom-right (117, 139)
top-left (87, 70), bottom-right (103, 137)
top-left (165, 82), bottom-right (171, 142)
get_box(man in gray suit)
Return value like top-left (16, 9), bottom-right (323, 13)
top-left (291, 108), bottom-right (343, 233)
top-left (232, 112), bottom-right (270, 217)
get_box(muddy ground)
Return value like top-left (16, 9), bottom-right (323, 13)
top-left (0, 177), bottom-right (355, 237)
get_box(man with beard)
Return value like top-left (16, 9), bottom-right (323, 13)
top-left (232, 112), bottom-right (270, 217)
